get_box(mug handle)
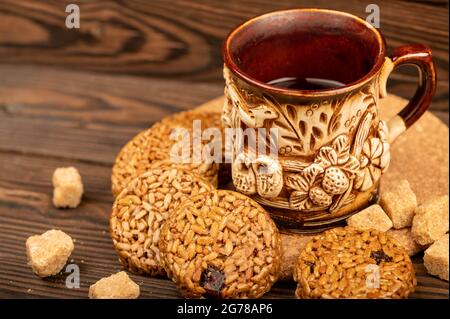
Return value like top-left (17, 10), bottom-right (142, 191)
top-left (378, 44), bottom-right (437, 143)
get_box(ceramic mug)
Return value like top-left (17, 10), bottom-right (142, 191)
top-left (221, 8), bottom-right (436, 231)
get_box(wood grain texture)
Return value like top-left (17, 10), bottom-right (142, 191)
top-left (0, 89), bottom-right (448, 298)
top-left (0, 65), bottom-right (223, 164)
top-left (0, 0), bottom-right (448, 118)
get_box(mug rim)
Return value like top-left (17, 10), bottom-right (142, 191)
top-left (222, 8), bottom-right (387, 97)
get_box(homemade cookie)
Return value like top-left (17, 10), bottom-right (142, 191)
top-left (110, 166), bottom-right (214, 276)
top-left (294, 227), bottom-right (416, 299)
top-left (159, 190), bottom-right (282, 298)
top-left (111, 110), bottom-right (222, 196)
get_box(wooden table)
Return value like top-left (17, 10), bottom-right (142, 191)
top-left (0, 0), bottom-right (448, 299)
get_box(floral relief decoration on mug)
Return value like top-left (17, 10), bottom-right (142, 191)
top-left (222, 66), bottom-right (391, 214)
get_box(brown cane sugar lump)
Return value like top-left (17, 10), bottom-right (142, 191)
top-left (380, 179), bottom-right (417, 229)
top-left (411, 195), bottom-right (449, 246)
top-left (26, 229), bottom-right (74, 277)
top-left (387, 228), bottom-right (424, 257)
top-left (89, 271), bottom-right (140, 299)
top-left (159, 190), bottom-right (282, 298)
top-left (279, 233), bottom-right (314, 281)
top-left (52, 167), bottom-right (83, 208)
top-left (347, 204), bottom-right (393, 232)
top-left (111, 110), bottom-right (222, 197)
top-left (294, 227), bottom-right (416, 299)
top-left (423, 234), bottom-right (449, 281)
top-left (110, 166), bottom-right (214, 276)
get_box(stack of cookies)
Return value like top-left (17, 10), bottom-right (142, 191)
top-left (107, 109), bottom-right (447, 299)
top-left (110, 109), bottom-right (284, 298)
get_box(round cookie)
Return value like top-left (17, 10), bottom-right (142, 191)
top-left (159, 190), bottom-right (282, 298)
top-left (111, 110), bottom-right (222, 197)
top-left (110, 166), bottom-right (214, 276)
top-left (294, 227), bottom-right (416, 299)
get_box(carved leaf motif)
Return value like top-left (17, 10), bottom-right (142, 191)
top-left (285, 164), bottom-right (323, 191)
top-left (315, 147), bottom-right (337, 167)
top-left (274, 117), bottom-right (292, 132)
top-left (341, 156), bottom-right (360, 177)
top-left (286, 104), bottom-right (296, 121)
top-left (342, 193), bottom-right (356, 207)
top-left (289, 191), bottom-right (309, 208)
top-left (282, 135), bottom-right (301, 143)
top-left (330, 180), bottom-right (354, 212)
top-left (353, 112), bottom-right (373, 157)
top-left (285, 174), bottom-right (309, 192)
top-left (274, 125), bottom-right (304, 154)
top-left (309, 135), bottom-right (316, 151)
top-left (299, 121), bottom-right (307, 136)
top-left (333, 135), bottom-right (350, 156)
top-left (328, 113), bottom-right (342, 135)
top-left (273, 104), bottom-right (306, 155)
top-left (361, 84), bottom-right (377, 108)
top-left (328, 92), bottom-right (352, 135)
top-left (312, 127), bottom-right (323, 139)
top-left (303, 164), bottom-right (324, 183)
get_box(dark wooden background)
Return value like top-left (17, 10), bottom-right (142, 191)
top-left (0, 0), bottom-right (448, 299)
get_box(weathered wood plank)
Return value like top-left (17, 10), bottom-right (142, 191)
top-left (0, 65), bottom-right (223, 164)
top-left (0, 183), bottom-right (447, 299)
top-left (0, 149), bottom-right (448, 298)
top-left (0, 0), bottom-right (447, 300)
top-left (0, 0), bottom-right (447, 91)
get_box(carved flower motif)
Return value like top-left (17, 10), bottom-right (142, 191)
top-left (285, 135), bottom-right (360, 211)
top-left (355, 121), bottom-right (390, 191)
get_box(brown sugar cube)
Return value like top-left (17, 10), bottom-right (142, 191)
top-left (26, 229), bottom-right (74, 277)
top-left (52, 167), bottom-right (84, 208)
top-left (347, 204), bottom-right (393, 232)
top-left (380, 179), bottom-right (417, 229)
top-left (89, 271), bottom-right (140, 299)
top-left (387, 228), bottom-right (424, 256)
top-left (412, 195), bottom-right (449, 246)
top-left (424, 234), bottom-right (449, 281)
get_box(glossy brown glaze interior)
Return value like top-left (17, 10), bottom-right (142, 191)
top-left (224, 9), bottom-right (386, 96)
